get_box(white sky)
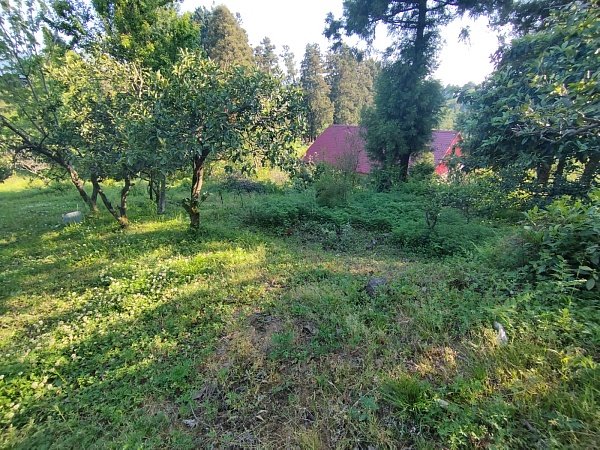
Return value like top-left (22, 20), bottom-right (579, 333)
top-left (180, 0), bottom-right (500, 86)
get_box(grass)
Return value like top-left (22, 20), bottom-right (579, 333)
top-left (0, 174), bottom-right (598, 449)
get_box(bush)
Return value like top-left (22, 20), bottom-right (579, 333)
top-left (314, 165), bottom-right (354, 208)
top-left (520, 191), bottom-right (600, 291)
top-left (392, 208), bottom-right (499, 257)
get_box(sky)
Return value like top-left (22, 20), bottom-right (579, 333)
top-left (180, 0), bottom-right (501, 87)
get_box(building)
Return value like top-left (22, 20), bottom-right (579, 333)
top-left (303, 124), bottom-right (462, 176)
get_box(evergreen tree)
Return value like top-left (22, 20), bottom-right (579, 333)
top-left (254, 37), bottom-right (280, 75)
top-left (202, 5), bottom-right (253, 68)
top-left (300, 44), bottom-right (333, 141)
top-left (327, 45), bottom-right (375, 125)
top-left (362, 59), bottom-right (444, 181)
top-left (280, 45), bottom-right (297, 84)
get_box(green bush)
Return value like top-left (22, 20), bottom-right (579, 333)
top-left (314, 165), bottom-right (354, 208)
top-left (521, 191), bottom-right (600, 291)
top-left (392, 208), bottom-right (498, 257)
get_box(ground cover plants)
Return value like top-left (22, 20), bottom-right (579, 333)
top-left (0, 174), bottom-right (598, 449)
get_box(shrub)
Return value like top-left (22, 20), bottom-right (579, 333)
top-left (392, 208), bottom-right (498, 257)
top-left (314, 165), bottom-right (354, 208)
top-left (521, 191), bottom-right (600, 291)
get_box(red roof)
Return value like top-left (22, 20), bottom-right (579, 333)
top-left (303, 125), bottom-right (371, 174)
top-left (303, 125), bottom-right (461, 174)
top-left (435, 133), bottom-right (463, 176)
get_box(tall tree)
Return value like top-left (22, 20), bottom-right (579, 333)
top-left (254, 36), bottom-right (280, 75)
top-left (362, 58), bottom-right (444, 180)
top-left (325, 1), bottom-right (483, 74)
top-left (300, 43), bottom-right (333, 141)
top-left (459, 0), bottom-right (600, 196)
top-left (324, 1), bottom-right (484, 179)
top-left (202, 5), bottom-right (253, 68)
top-left (327, 45), bottom-right (376, 125)
top-left (280, 44), bottom-right (297, 84)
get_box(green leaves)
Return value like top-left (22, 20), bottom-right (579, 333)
top-left (460, 1), bottom-right (600, 197)
top-left (521, 190), bottom-right (600, 292)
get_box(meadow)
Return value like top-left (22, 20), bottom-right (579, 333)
top-left (0, 173), bottom-right (598, 449)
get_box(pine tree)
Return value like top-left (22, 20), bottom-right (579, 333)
top-left (203, 5), bottom-right (253, 68)
top-left (300, 44), bottom-right (333, 141)
top-left (327, 45), bottom-right (375, 125)
top-left (254, 37), bottom-right (280, 75)
top-left (280, 45), bottom-right (297, 84)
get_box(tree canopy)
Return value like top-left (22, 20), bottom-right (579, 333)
top-left (202, 5), bottom-right (254, 68)
top-left (459, 0), bottom-right (600, 196)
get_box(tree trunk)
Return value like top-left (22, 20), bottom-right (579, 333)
top-left (92, 176), bottom-right (128, 228)
top-left (399, 153), bottom-right (411, 182)
top-left (118, 176), bottom-right (131, 227)
top-left (580, 153), bottom-right (600, 190)
top-left (91, 174), bottom-right (100, 212)
top-left (61, 157), bottom-right (97, 213)
top-left (148, 172), bottom-right (155, 201)
top-left (188, 151), bottom-right (211, 229)
top-left (413, 0), bottom-right (428, 73)
top-left (158, 175), bottom-right (167, 215)
top-left (536, 162), bottom-right (551, 186)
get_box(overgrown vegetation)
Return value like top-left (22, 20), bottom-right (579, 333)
top-left (1, 173), bottom-right (598, 449)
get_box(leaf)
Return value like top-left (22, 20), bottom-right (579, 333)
top-left (586, 278), bottom-right (595, 290)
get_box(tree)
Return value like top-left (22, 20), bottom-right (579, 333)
top-left (362, 58), bottom-right (445, 180)
top-left (51, 52), bottom-right (154, 227)
top-left (459, 0), bottom-right (600, 196)
top-left (202, 5), bottom-right (253, 68)
top-left (300, 43), bottom-right (333, 141)
top-left (325, 1), bottom-right (487, 74)
top-left (324, 1), bottom-right (486, 181)
top-left (0, 0), bottom-right (97, 212)
top-left (484, 0), bottom-right (575, 35)
top-left (155, 51), bottom-right (305, 228)
top-left (327, 45), bottom-right (376, 125)
top-left (254, 36), bottom-right (280, 76)
top-left (280, 44), bottom-right (297, 84)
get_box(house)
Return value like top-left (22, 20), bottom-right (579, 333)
top-left (303, 124), bottom-right (462, 176)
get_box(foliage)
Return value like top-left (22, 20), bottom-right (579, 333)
top-left (279, 44), bottom-right (297, 85)
top-left (91, 0), bottom-right (200, 69)
top-left (362, 60), bottom-right (445, 181)
top-left (300, 44), bottom-right (333, 142)
top-left (314, 165), bottom-right (353, 208)
top-left (326, 44), bottom-right (377, 126)
top-left (0, 0), bottom-right (98, 212)
top-left (520, 191), bottom-right (600, 291)
top-left (155, 51), bottom-right (306, 228)
top-left (201, 5), bottom-right (254, 68)
top-left (253, 36), bottom-right (280, 76)
top-left (51, 51), bottom-right (153, 226)
top-left (459, 1), bottom-right (600, 197)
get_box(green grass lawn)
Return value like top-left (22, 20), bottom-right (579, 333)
top-left (0, 175), bottom-right (598, 449)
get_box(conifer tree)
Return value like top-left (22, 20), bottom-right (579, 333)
top-left (327, 45), bottom-right (375, 125)
top-left (254, 37), bottom-right (280, 75)
top-left (280, 45), bottom-right (298, 84)
top-left (300, 44), bottom-right (333, 141)
top-left (203, 5), bottom-right (253, 68)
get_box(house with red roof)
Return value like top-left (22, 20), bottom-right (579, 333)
top-left (303, 124), bottom-right (462, 176)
